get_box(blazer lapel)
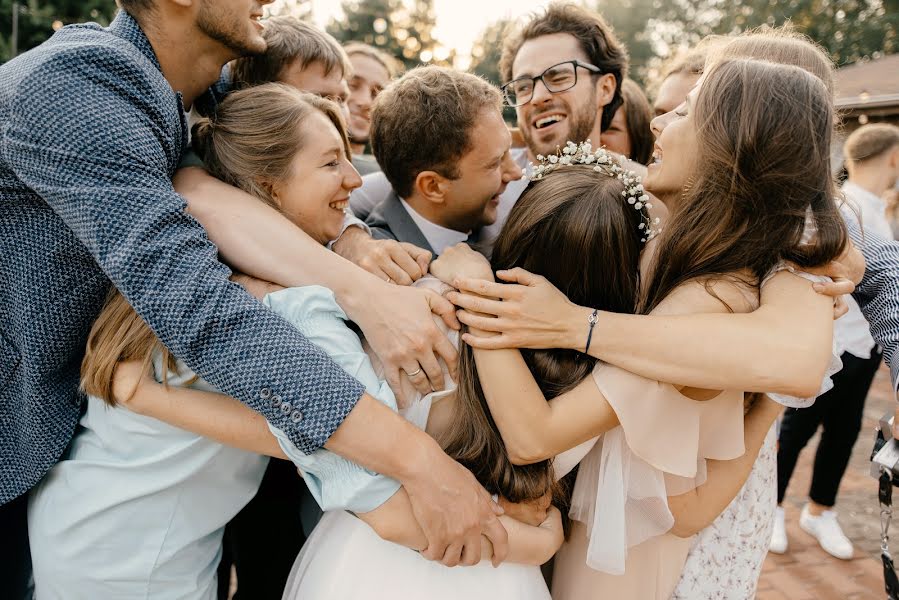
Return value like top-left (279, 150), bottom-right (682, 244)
top-left (381, 192), bottom-right (436, 256)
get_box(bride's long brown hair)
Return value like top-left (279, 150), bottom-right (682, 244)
top-left (639, 58), bottom-right (847, 315)
top-left (440, 168), bottom-right (647, 503)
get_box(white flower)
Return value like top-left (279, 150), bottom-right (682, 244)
top-left (560, 155), bottom-right (572, 165)
top-left (635, 202), bottom-right (643, 209)
top-left (548, 155), bottom-right (558, 164)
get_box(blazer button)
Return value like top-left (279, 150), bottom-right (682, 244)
top-left (280, 402), bottom-right (292, 415)
top-left (290, 410), bottom-right (303, 423)
top-left (270, 394), bottom-right (282, 408)
top-left (260, 388), bottom-right (272, 400)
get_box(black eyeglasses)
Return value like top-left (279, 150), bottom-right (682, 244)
top-left (501, 60), bottom-right (603, 107)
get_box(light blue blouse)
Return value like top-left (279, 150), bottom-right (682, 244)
top-left (265, 286), bottom-right (402, 513)
top-left (27, 286), bottom-right (401, 600)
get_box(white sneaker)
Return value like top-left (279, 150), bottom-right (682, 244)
top-left (769, 506), bottom-right (788, 554)
top-left (799, 504), bottom-right (854, 560)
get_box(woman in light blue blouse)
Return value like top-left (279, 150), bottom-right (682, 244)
top-left (26, 85), bottom-right (372, 600)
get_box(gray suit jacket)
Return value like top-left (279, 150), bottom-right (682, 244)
top-left (365, 191), bottom-right (437, 255)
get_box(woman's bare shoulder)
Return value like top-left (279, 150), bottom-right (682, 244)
top-left (651, 276), bottom-right (758, 317)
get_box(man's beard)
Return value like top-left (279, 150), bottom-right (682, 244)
top-left (197, 3), bottom-right (266, 57)
top-left (521, 88), bottom-right (599, 158)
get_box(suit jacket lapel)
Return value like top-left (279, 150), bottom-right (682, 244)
top-left (381, 192), bottom-right (436, 256)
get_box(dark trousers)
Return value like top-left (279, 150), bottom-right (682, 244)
top-left (0, 492), bottom-right (32, 600)
top-left (217, 458), bottom-right (307, 600)
top-left (777, 350), bottom-right (882, 507)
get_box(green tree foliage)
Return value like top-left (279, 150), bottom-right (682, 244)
top-left (0, 0), bottom-right (118, 62)
top-left (468, 18), bottom-right (508, 85)
top-left (642, 0), bottom-right (898, 66)
top-left (327, 0), bottom-right (454, 71)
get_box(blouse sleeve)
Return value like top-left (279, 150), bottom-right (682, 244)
top-left (568, 362), bottom-right (745, 575)
top-left (264, 286), bottom-right (402, 514)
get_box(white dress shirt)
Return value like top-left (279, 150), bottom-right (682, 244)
top-left (398, 198), bottom-right (469, 256)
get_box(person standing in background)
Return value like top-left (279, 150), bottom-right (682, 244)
top-left (344, 42), bottom-right (399, 175)
top-left (772, 123), bottom-right (899, 560)
top-left (600, 78), bottom-right (654, 165)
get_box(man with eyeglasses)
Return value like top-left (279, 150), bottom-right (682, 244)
top-left (350, 2), bottom-right (629, 256)
top-left (499, 3), bottom-right (628, 164)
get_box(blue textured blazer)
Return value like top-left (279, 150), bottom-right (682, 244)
top-left (0, 11), bottom-right (364, 504)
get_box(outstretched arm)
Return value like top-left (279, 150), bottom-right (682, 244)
top-left (112, 360), bottom-right (288, 460)
top-left (667, 395), bottom-right (783, 537)
top-left (468, 277), bottom-right (761, 464)
top-left (846, 220), bottom-right (899, 392)
top-left (173, 167), bottom-right (457, 402)
top-left (441, 260), bottom-right (834, 397)
top-left (358, 489), bottom-right (564, 566)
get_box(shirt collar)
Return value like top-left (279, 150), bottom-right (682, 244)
top-left (398, 198), bottom-right (469, 256)
top-left (108, 10), bottom-right (162, 73)
top-left (842, 181), bottom-right (886, 211)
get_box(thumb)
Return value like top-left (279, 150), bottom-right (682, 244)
top-left (425, 289), bottom-right (461, 330)
top-left (496, 267), bottom-right (541, 286)
top-left (401, 242), bottom-right (432, 278)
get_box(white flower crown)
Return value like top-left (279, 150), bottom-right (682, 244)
top-left (528, 141), bottom-right (662, 243)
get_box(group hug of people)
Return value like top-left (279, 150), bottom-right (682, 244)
top-left (2, 0), bottom-right (899, 599)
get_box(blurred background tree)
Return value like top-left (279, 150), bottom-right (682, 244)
top-left (0, 0), bottom-right (116, 62)
top-left (1, 0), bottom-right (895, 87)
top-left (327, 0), bottom-right (454, 70)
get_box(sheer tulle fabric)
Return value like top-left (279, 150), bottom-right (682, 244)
top-left (568, 362), bottom-right (745, 575)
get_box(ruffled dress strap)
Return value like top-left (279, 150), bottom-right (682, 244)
top-left (569, 362), bottom-right (744, 574)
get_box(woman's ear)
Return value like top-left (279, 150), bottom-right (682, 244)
top-left (414, 171), bottom-right (449, 206)
top-left (261, 179), bottom-right (281, 206)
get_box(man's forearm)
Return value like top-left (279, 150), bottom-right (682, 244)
top-left (324, 393), bottom-right (442, 482)
top-left (848, 221), bottom-right (899, 391)
top-left (175, 167), bottom-right (380, 309)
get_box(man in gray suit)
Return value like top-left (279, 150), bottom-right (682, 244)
top-left (366, 67), bottom-right (523, 258)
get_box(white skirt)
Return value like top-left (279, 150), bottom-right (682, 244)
top-left (281, 510), bottom-right (550, 600)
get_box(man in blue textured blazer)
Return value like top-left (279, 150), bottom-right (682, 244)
top-left (0, 1), bottom-right (506, 595)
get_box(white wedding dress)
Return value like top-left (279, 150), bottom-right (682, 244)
top-left (279, 388), bottom-right (554, 600)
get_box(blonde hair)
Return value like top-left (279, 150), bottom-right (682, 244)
top-left (191, 83), bottom-right (351, 206)
top-left (844, 124), bottom-right (899, 164)
top-left (710, 25), bottom-right (836, 97)
top-left (344, 42), bottom-right (401, 79)
top-left (231, 17), bottom-right (352, 90)
top-left (82, 84), bottom-right (351, 406)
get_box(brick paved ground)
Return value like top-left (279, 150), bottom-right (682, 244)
top-left (757, 364), bottom-right (895, 600)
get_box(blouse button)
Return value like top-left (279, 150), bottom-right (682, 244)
top-left (280, 402), bottom-right (292, 415)
top-left (270, 394), bottom-right (282, 408)
top-left (290, 410), bottom-right (303, 423)
top-left (259, 388), bottom-right (272, 400)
